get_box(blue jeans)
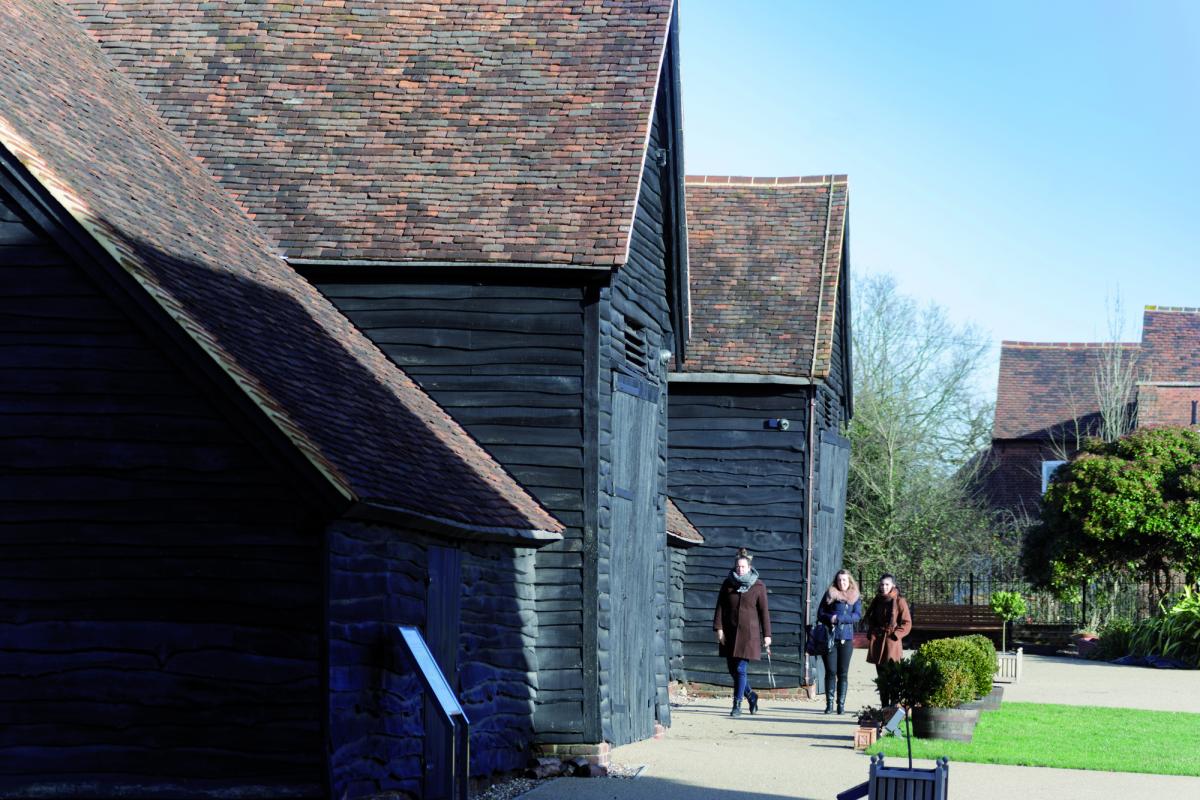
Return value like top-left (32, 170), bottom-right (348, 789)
top-left (726, 657), bottom-right (751, 706)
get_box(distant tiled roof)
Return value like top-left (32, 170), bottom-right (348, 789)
top-left (1140, 307), bottom-right (1200, 384)
top-left (678, 176), bottom-right (848, 378)
top-left (0, 0), bottom-right (562, 540)
top-left (666, 498), bottom-right (703, 546)
top-left (68, 0), bottom-right (673, 267)
top-left (992, 342), bottom-right (1137, 440)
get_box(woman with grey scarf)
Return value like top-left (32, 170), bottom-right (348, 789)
top-left (713, 548), bottom-right (772, 717)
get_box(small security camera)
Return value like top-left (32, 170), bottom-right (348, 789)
top-left (658, 349), bottom-right (674, 365)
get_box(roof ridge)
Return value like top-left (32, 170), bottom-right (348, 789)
top-left (685, 174), bottom-right (848, 187)
top-left (1145, 305), bottom-right (1200, 314)
top-left (1001, 340), bottom-right (1139, 349)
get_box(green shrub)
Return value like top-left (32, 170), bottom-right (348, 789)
top-left (990, 591), bottom-right (1028, 651)
top-left (1087, 618), bottom-right (1134, 661)
top-left (1127, 586), bottom-right (1200, 668)
top-left (875, 657), bottom-right (937, 709)
top-left (912, 651), bottom-right (977, 707)
top-left (917, 637), bottom-right (991, 700)
top-left (957, 634), bottom-right (999, 693)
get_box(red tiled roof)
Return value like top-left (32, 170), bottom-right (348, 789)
top-left (0, 0), bottom-right (562, 539)
top-left (67, 0), bottom-right (673, 267)
top-left (678, 175), bottom-right (848, 378)
top-left (1140, 307), bottom-right (1200, 384)
top-left (992, 342), bottom-right (1138, 440)
top-left (666, 498), bottom-right (702, 546)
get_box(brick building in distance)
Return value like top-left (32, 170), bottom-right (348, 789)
top-left (981, 306), bottom-right (1200, 523)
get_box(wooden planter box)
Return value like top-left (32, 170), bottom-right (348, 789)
top-left (995, 646), bottom-right (1023, 683)
top-left (853, 725), bottom-right (879, 750)
top-left (868, 754), bottom-right (949, 800)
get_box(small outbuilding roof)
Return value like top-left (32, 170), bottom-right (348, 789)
top-left (678, 175), bottom-right (848, 379)
top-left (665, 498), bottom-right (703, 547)
top-left (68, 0), bottom-right (675, 268)
top-left (0, 0), bottom-right (562, 541)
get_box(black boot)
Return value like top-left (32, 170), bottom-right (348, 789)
top-left (748, 690), bottom-right (759, 715)
top-left (730, 704), bottom-right (743, 717)
top-left (836, 679), bottom-right (848, 715)
top-left (824, 687), bottom-right (835, 715)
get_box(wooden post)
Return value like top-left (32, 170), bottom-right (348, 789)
top-left (1080, 580), bottom-right (1088, 629)
top-left (969, 573), bottom-right (975, 606)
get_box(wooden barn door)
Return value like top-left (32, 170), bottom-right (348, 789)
top-left (608, 373), bottom-right (659, 745)
top-left (811, 430), bottom-right (851, 692)
top-left (816, 430), bottom-right (851, 571)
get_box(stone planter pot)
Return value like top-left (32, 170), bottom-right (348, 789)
top-left (911, 705), bottom-right (980, 742)
top-left (853, 725), bottom-right (879, 751)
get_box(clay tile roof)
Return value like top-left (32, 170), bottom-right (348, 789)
top-left (992, 342), bottom-right (1138, 440)
top-left (678, 175), bottom-right (848, 378)
top-left (1, 0), bottom-right (562, 540)
top-left (67, 0), bottom-right (674, 267)
top-left (1140, 306), bottom-right (1200, 384)
top-left (666, 498), bottom-right (703, 547)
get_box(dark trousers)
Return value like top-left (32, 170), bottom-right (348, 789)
top-left (822, 639), bottom-right (854, 703)
top-left (725, 657), bottom-right (751, 707)
top-left (875, 662), bottom-right (895, 706)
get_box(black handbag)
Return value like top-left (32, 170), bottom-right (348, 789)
top-left (805, 622), bottom-right (830, 656)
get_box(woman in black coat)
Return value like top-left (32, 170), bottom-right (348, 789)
top-left (816, 568), bottom-right (863, 714)
top-left (713, 548), bottom-right (772, 717)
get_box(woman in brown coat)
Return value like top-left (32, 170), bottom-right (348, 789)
top-left (713, 548), bottom-right (771, 717)
top-left (864, 573), bottom-right (911, 706)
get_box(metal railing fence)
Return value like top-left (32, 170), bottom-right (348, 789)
top-left (852, 571), bottom-right (1190, 629)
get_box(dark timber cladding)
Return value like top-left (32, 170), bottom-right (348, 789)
top-left (0, 186), bottom-right (324, 796)
top-left (69, 0), bottom-right (686, 758)
top-left (669, 175), bottom-right (851, 692)
top-left (1, 4), bottom-right (569, 798)
top-left (668, 386), bottom-right (810, 686)
top-left (317, 278), bottom-right (590, 746)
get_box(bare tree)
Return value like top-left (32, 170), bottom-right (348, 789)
top-left (845, 274), bottom-right (1014, 578)
top-left (1093, 293), bottom-right (1140, 443)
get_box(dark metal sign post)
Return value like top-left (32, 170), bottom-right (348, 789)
top-left (398, 626), bottom-right (470, 800)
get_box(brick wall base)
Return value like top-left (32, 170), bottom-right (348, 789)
top-left (672, 680), bottom-right (818, 700)
top-left (534, 742), bottom-right (611, 767)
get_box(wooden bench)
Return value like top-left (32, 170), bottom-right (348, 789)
top-left (910, 603), bottom-right (1002, 645)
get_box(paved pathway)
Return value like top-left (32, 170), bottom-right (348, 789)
top-left (521, 654), bottom-right (1200, 800)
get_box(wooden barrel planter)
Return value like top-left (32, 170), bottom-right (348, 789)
top-left (979, 685), bottom-right (1004, 710)
top-left (912, 706), bottom-right (979, 742)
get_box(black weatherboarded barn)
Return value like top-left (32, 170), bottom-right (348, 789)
top-left (668, 175), bottom-right (853, 693)
top-left (69, 0), bottom-right (690, 759)
top-left (0, 3), bottom-right (567, 798)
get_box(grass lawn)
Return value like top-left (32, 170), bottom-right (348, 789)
top-left (867, 702), bottom-right (1200, 776)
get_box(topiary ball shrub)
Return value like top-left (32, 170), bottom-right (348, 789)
top-left (911, 651), bottom-right (976, 708)
top-left (957, 634), bottom-right (999, 694)
top-left (916, 637), bottom-right (990, 702)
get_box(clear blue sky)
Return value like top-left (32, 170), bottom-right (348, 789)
top-left (679, 0), bottom-right (1200, 396)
